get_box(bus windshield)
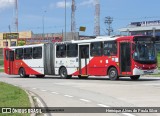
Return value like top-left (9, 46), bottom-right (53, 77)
top-left (133, 42), bottom-right (156, 63)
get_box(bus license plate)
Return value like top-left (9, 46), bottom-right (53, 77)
top-left (144, 70), bottom-right (154, 74)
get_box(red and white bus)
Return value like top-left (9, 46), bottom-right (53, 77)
top-left (4, 35), bottom-right (158, 80)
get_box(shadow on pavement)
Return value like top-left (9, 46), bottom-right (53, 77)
top-left (6, 75), bottom-right (160, 82)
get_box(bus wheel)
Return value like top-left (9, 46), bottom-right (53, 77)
top-left (108, 67), bottom-right (119, 80)
top-left (19, 68), bottom-right (29, 78)
top-left (59, 67), bottom-right (72, 79)
top-left (130, 75), bottom-right (140, 80)
top-left (36, 75), bottom-right (45, 78)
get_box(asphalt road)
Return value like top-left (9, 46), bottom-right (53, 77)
top-left (0, 73), bottom-right (160, 116)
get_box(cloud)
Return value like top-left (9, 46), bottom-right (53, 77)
top-left (56, 1), bottom-right (71, 8)
top-left (49, 1), bottom-right (71, 9)
top-left (79, 0), bottom-right (96, 6)
top-left (0, 0), bottom-right (14, 10)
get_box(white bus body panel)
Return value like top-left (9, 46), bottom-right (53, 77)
top-left (23, 58), bottom-right (44, 74)
top-left (55, 57), bottom-right (79, 75)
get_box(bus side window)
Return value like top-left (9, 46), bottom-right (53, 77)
top-left (67, 44), bottom-right (78, 57)
top-left (33, 47), bottom-right (42, 59)
top-left (56, 44), bottom-right (66, 58)
top-left (24, 48), bottom-right (32, 59)
top-left (15, 48), bottom-right (23, 60)
top-left (104, 41), bottom-right (117, 56)
top-left (90, 42), bottom-right (102, 56)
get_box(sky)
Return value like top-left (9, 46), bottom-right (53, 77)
top-left (0, 0), bottom-right (160, 36)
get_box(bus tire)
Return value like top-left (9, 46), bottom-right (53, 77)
top-left (108, 67), bottom-right (119, 80)
top-left (36, 75), bottom-right (45, 78)
top-left (59, 67), bottom-right (72, 79)
top-left (130, 75), bottom-right (140, 80)
top-left (19, 68), bottom-right (29, 78)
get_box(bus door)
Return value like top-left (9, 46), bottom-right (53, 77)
top-left (4, 49), bottom-right (14, 74)
top-left (8, 50), bottom-right (15, 74)
top-left (120, 42), bottom-right (131, 75)
top-left (79, 45), bottom-right (89, 75)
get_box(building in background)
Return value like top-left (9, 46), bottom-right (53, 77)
top-left (119, 20), bottom-right (160, 36)
top-left (17, 33), bottom-right (63, 45)
top-left (0, 31), bottom-right (32, 48)
top-left (0, 31), bottom-right (80, 48)
top-left (119, 20), bottom-right (160, 51)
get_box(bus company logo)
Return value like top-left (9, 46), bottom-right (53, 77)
top-left (2, 108), bottom-right (12, 113)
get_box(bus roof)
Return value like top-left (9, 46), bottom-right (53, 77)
top-left (70, 36), bottom-right (122, 44)
top-left (6, 44), bottom-right (44, 49)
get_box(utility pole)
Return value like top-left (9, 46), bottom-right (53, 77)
top-left (104, 16), bottom-right (113, 36)
top-left (71, 0), bottom-right (76, 33)
top-left (71, 0), bottom-right (76, 40)
top-left (15, 0), bottom-right (18, 32)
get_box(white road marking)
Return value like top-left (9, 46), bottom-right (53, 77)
top-left (32, 88), bottom-right (37, 90)
top-left (123, 113), bottom-right (135, 116)
top-left (51, 92), bottom-right (59, 94)
top-left (64, 95), bottom-right (73, 98)
top-left (97, 104), bottom-right (109, 107)
top-left (80, 99), bottom-right (91, 102)
top-left (41, 90), bottom-right (47, 92)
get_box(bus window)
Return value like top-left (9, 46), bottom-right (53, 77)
top-left (67, 44), bottom-right (78, 57)
top-left (56, 44), bottom-right (66, 58)
top-left (33, 47), bottom-right (42, 59)
top-left (24, 48), bottom-right (32, 59)
top-left (104, 41), bottom-right (117, 56)
top-left (15, 48), bottom-right (23, 60)
top-left (90, 42), bottom-right (102, 56)
top-left (80, 45), bottom-right (89, 59)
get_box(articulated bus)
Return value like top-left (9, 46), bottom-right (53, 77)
top-left (4, 35), bottom-right (158, 80)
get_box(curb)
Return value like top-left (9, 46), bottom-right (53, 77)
top-left (25, 90), bottom-right (51, 116)
top-left (25, 90), bottom-right (36, 116)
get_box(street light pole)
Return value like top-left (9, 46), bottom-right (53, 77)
top-left (42, 10), bottom-right (46, 38)
top-left (8, 25), bottom-right (11, 47)
top-left (64, 0), bottom-right (66, 41)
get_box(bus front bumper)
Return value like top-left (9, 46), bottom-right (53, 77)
top-left (133, 68), bottom-right (159, 75)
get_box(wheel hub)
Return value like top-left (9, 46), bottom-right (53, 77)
top-left (110, 70), bottom-right (116, 78)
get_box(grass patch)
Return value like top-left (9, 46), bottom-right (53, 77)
top-left (0, 69), bottom-right (4, 72)
top-left (0, 59), bottom-right (3, 66)
top-left (0, 82), bottom-right (30, 116)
